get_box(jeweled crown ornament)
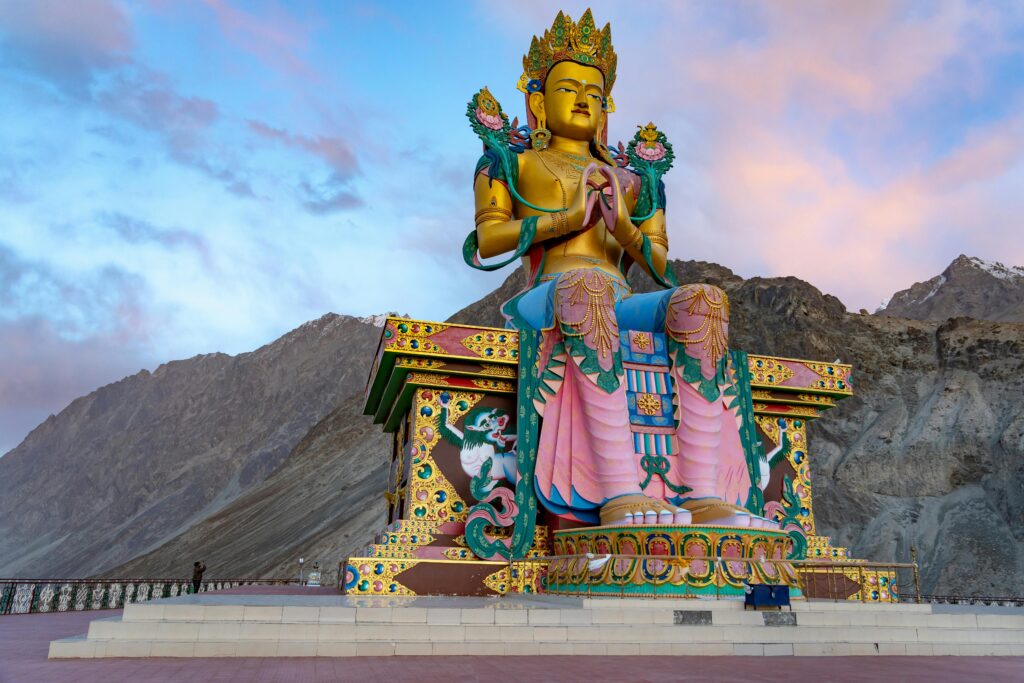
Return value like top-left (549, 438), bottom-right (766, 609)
top-left (517, 8), bottom-right (618, 97)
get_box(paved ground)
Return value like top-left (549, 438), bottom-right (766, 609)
top-left (3, 602), bottom-right (1023, 682)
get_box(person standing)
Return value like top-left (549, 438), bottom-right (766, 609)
top-left (191, 561), bottom-right (206, 594)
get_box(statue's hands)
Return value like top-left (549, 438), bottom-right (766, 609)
top-left (605, 170), bottom-right (640, 247)
top-left (565, 171), bottom-right (596, 234)
top-left (579, 165), bottom-right (636, 246)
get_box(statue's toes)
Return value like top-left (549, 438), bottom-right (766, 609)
top-left (657, 510), bottom-right (673, 525)
top-left (719, 513), bottom-right (751, 528)
top-left (673, 508), bottom-right (692, 525)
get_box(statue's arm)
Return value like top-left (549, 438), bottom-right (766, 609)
top-left (613, 173), bottom-right (669, 278)
top-left (473, 171), bottom-right (570, 259)
top-left (636, 209), bottom-right (669, 275)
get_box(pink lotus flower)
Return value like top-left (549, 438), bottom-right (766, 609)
top-left (634, 141), bottom-right (666, 161)
top-left (476, 107), bottom-right (502, 131)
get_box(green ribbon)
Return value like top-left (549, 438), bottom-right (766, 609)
top-left (639, 454), bottom-right (691, 495)
top-left (462, 216), bottom-right (538, 272)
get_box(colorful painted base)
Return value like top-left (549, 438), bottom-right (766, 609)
top-left (547, 524), bottom-right (800, 598)
top-left (341, 556), bottom-right (544, 597)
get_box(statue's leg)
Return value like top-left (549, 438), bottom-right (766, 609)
top-left (616, 289), bottom-right (693, 524)
top-left (532, 269), bottom-right (681, 526)
top-left (667, 284), bottom-right (753, 527)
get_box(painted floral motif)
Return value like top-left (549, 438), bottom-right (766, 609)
top-left (90, 586), bottom-right (104, 610)
top-left (109, 584), bottom-right (122, 608)
top-left (475, 87), bottom-right (503, 131)
top-left (634, 141), bottom-right (666, 161)
top-left (74, 585), bottom-right (88, 611)
top-left (633, 122), bottom-right (667, 161)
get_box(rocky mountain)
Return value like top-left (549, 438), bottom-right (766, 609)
top-left (0, 313), bottom-right (384, 578)
top-left (878, 255), bottom-right (1024, 323)
top-left (101, 260), bottom-right (1024, 597)
top-left (4, 260), bottom-right (1022, 598)
top-left (106, 394), bottom-right (389, 583)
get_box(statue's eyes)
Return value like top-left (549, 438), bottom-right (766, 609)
top-left (556, 87), bottom-right (576, 94)
top-left (587, 94), bottom-right (602, 101)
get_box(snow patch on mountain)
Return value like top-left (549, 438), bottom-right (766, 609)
top-left (968, 256), bottom-right (1024, 281)
top-left (358, 312), bottom-right (409, 327)
top-left (920, 275), bottom-right (946, 303)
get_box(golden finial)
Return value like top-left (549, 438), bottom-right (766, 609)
top-left (519, 9), bottom-right (617, 95)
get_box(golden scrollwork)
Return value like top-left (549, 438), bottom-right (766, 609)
top-left (479, 363), bottom-right (517, 378)
top-left (461, 329), bottom-right (519, 362)
top-left (748, 356), bottom-right (796, 387)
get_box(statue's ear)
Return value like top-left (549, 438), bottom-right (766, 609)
top-left (528, 91), bottom-right (545, 122)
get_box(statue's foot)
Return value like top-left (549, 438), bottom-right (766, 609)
top-left (683, 499), bottom-right (779, 529)
top-left (599, 494), bottom-right (688, 527)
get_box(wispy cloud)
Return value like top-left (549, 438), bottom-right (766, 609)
top-left (247, 119), bottom-right (362, 212)
top-left (0, 243), bottom-right (159, 453)
top-left (0, 0), bottom-right (253, 199)
top-left (200, 0), bottom-right (319, 80)
top-left (98, 211), bottom-right (212, 260)
top-left (0, 0), bottom-right (132, 95)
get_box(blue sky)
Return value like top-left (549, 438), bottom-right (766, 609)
top-left (1, 0), bottom-right (1022, 453)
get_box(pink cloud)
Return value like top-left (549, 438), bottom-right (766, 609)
top-left (0, 0), bottom-right (132, 94)
top-left (247, 120), bottom-right (358, 176)
top-left (200, 0), bottom-right (319, 80)
top-left (685, 2), bottom-right (974, 116)
top-left (480, 2), bottom-right (1023, 310)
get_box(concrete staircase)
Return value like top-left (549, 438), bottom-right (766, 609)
top-left (49, 596), bottom-right (1024, 658)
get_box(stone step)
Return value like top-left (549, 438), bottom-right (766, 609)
top-left (53, 596), bottom-right (1024, 658)
top-left (119, 602), bottom-right (1024, 630)
top-left (84, 616), bottom-right (1024, 644)
top-left (49, 637), bottom-right (1024, 658)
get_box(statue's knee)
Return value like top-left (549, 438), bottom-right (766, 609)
top-left (554, 269), bottom-right (621, 332)
top-left (669, 284), bottom-right (730, 322)
top-left (555, 269), bottom-right (620, 307)
top-left (667, 284), bottom-right (730, 353)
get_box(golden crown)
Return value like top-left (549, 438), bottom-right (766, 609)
top-left (518, 9), bottom-right (618, 96)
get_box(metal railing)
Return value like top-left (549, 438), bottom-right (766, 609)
top-left (512, 553), bottom-right (918, 604)
top-left (915, 594), bottom-right (1024, 607)
top-left (0, 578), bottom-right (302, 616)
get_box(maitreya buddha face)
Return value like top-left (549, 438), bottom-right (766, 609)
top-left (529, 60), bottom-right (606, 142)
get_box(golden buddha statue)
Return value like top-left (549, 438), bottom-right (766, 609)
top-left (462, 10), bottom-right (775, 560)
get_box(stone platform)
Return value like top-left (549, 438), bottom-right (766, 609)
top-left (49, 593), bottom-right (1024, 658)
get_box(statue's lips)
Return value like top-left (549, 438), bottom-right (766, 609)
top-left (571, 109), bottom-right (590, 117)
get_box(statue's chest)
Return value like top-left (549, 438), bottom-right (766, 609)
top-left (518, 154), bottom-right (588, 208)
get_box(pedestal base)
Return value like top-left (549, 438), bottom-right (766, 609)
top-left (547, 524), bottom-right (800, 598)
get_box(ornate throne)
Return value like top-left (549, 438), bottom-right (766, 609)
top-left (341, 318), bottom-right (894, 602)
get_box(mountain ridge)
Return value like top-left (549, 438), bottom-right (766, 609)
top-left (879, 255), bottom-right (1024, 323)
top-left (0, 312), bottom-right (383, 577)
top-left (3, 257), bottom-right (1021, 597)
top-left (106, 259), bottom-right (1024, 595)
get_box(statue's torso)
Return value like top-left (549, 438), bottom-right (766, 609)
top-left (516, 149), bottom-right (637, 279)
